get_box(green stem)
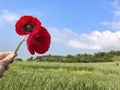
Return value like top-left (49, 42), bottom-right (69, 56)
top-left (14, 36), bottom-right (27, 54)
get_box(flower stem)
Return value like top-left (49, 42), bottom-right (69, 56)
top-left (14, 36), bottom-right (27, 54)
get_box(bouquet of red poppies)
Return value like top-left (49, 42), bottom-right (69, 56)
top-left (14, 15), bottom-right (51, 55)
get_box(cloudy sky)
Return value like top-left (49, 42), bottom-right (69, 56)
top-left (0, 0), bottom-right (120, 59)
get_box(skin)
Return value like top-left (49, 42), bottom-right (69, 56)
top-left (0, 52), bottom-right (17, 77)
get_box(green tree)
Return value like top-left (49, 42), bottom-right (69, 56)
top-left (15, 58), bottom-right (23, 61)
top-left (27, 57), bottom-right (34, 61)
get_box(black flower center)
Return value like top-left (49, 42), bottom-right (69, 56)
top-left (23, 24), bottom-right (34, 32)
top-left (34, 37), bottom-right (42, 43)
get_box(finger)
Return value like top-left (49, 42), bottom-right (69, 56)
top-left (3, 52), bottom-right (17, 64)
top-left (0, 60), bottom-right (8, 67)
top-left (0, 52), bottom-right (10, 60)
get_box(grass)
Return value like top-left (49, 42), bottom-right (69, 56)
top-left (0, 61), bottom-right (120, 90)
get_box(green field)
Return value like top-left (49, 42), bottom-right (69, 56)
top-left (0, 61), bottom-right (120, 90)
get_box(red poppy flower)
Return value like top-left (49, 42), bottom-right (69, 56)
top-left (27, 26), bottom-right (51, 55)
top-left (15, 15), bottom-right (41, 35)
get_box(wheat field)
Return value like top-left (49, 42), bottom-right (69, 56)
top-left (0, 61), bottom-right (120, 90)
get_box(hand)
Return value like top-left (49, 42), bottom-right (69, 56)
top-left (0, 52), bottom-right (17, 77)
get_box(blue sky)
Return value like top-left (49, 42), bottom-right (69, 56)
top-left (0, 0), bottom-right (120, 59)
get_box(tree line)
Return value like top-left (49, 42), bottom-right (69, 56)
top-left (15, 50), bottom-right (120, 63)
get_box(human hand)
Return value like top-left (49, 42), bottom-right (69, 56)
top-left (0, 52), bottom-right (17, 77)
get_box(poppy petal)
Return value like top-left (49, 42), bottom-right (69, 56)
top-left (15, 15), bottom-right (41, 35)
top-left (26, 37), bottom-right (35, 55)
top-left (27, 26), bottom-right (51, 54)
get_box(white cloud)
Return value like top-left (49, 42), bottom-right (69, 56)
top-left (112, 0), bottom-right (120, 17)
top-left (0, 10), bottom-right (19, 24)
top-left (68, 30), bottom-right (120, 50)
top-left (49, 27), bottom-right (78, 43)
top-left (101, 0), bottom-right (120, 31)
top-left (49, 27), bottom-right (120, 51)
top-left (101, 21), bottom-right (120, 31)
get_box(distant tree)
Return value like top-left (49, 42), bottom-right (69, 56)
top-left (32, 51), bottom-right (115, 63)
top-left (76, 54), bottom-right (81, 57)
top-left (94, 52), bottom-right (105, 57)
top-left (34, 56), bottom-right (42, 62)
top-left (27, 57), bottom-right (34, 61)
top-left (108, 50), bottom-right (120, 56)
top-left (15, 58), bottom-right (23, 61)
